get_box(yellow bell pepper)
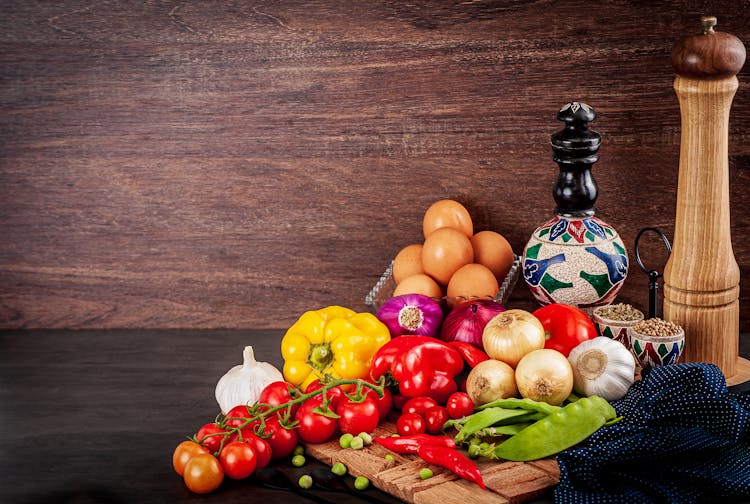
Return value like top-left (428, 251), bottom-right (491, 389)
top-left (281, 305), bottom-right (391, 389)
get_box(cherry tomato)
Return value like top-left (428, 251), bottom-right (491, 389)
top-left (263, 416), bottom-right (299, 459)
top-left (219, 441), bottom-right (257, 480)
top-left (237, 431), bottom-right (272, 468)
top-left (305, 380), bottom-right (344, 410)
top-left (337, 395), bottom-right (380, 435)
top-left (295, 397), bottom-right (338, 444)
top-left (402, 396), bottom-right (438, 416)
top-left (195, 423), bottom-right (230, 454)
top-left (397, 412), bottom-right (426, 436)
top-left (258, 381), bottom-right (299, 415)
top-left (446, 392), bottom-right (475, 419)
top-left (533, 303), bottom-right (597, 357)
top-left (423, 406), bottom-right (449, 434)
top-left (173, 440), bottom-right (209, 477)
top-left (183, 453), bottom-right (224, 494)
top-left (224, 404), bottom-right (254, 428)
top-left (365, 386), bottom-right (393, 420)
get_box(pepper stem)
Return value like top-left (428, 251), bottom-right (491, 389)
top-left (307, 342), bottom-right (334, 373)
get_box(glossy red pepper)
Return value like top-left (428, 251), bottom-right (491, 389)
top-left (373, 434), bottom-right (455, 454)
top-left (417, 444), bottom-right (486, 490)
top-left (369, 336), bottom-right (463, 404)
top-left (447, 341), bottom-right (490, 368)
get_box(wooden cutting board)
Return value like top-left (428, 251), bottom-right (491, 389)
top-left (303, 421), bottom-right (559, 504)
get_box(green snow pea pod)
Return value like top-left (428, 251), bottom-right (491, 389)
top-left (454, 407), bottom-right (529, 442)
top-left (492, 395), bottom-right (618, 462)
top-left (476, 397), bottom-right (561, 416)
top-left (471, 423), bottom-right (532, 438)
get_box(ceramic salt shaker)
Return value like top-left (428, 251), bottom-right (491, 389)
top-left (522, 102), bottom-right (628, 311)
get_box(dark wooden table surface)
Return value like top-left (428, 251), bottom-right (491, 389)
top-left (1, 330), bottom-right (749, 504)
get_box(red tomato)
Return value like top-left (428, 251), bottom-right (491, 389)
top-left (402, 396), bottom-right (438, 416)
top-left (219, 441), bottom-right (257, 479)
top-left (224, 405), bottom-right (254, 428)
top-left (397, 412), bottom-right (426, 436)
top-left (305, 380), bottom-right (344, 410)
top-left (258, 381), bottom-right (298, 415)
top-left (423, 406), bottom-right (449, 434)
top-left (195, 423), bottom-right (230, 454)
top-left (337, 395), bottom-right (380, 435)
top-left (445, 392), bottom-right (474, 419)
top-left (533, 303), bottom-right (597, 357)
top-left (173, 441), bottom-right (209, 477)
top-left (263, 416), bottom-right (299, 459)
top-left (183, 453), bottom-right (224, 494)
top-left (238, 431), bottom-right (272, 468)
top-left (295, 397), bottom-right (338, 444)
top-left (365, 386), bottom-right (393, 420)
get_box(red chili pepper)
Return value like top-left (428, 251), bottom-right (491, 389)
top-left (446, 341), bottom-right (490, 368)
top-left (417, 444), bottom-right (486, 490)
top-left (374, 434), bottom-right (455, 454)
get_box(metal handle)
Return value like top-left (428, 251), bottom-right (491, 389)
top-left (634, 227), bottom-right (672, 319)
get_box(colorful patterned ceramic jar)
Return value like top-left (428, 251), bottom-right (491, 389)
top-left (628, 318), bottom-right (685, 368)
top-left (523, 103), bottom-right (628, 311)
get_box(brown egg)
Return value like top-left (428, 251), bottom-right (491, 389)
top-left (422, 199), bottom-right (473, 239)
top-left (470, 230), bottom-right (515, 283)
top-left (392, 244), bottom-right (424, 284)
top-left (447, 263), bottom-right (499, 306)
top-left (421, 227), bottom-right (474, 285)
top-left (393, 273), bottom-right (443, 299)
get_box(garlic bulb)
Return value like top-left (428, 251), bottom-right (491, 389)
top-left (567, 337), bottom-right (635, 401)
top-left (215, 346), bottom-right (283, 414)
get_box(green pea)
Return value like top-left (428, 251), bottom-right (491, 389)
top-left (354, 476), bottom-right (370, 490)
top-left (358, 432), bottom-right (373, 446)
top-left (385, 454), bottom-right (394, 461)
top-left (477, 397), bottom-right (561, 416)
top-left (293, 445), bottom-right (305, 456)
top-left (339, 433), bottom-right (354, 449)
top-left (419, 468), bottom-right (433, 480)
top-left (454, 407), bottom-right (529, 442)
top-left (298, 474), bottom-right (313, 489)
top-left (331, 462), bottom-right (347, 476)
top-left (493, 396), bottom-right (618, 461)
top-left (292, 454), bottom-right (306, 467)
top-left (349, 436), bottom-right (364, 450)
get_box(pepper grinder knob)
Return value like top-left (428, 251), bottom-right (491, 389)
top-left (550, 102), bottom-right (601, 218)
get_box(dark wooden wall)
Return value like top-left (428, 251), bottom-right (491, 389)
top-left (1, 1), bottom-right (749, 330)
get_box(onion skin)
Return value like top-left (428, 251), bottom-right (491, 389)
top-left (376, 294), bottom-right (443, 337)
top-left (482, 309), bottom-right (545, 367)
top-left (515, 349), bottom-right (574, 406)
top-left (440, 299), bottom-right (506, 347)
top-left (465, 359), bottom-right (518, 406)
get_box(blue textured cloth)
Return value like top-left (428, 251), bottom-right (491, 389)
top-left (555, 363), bottom-right (750, 503)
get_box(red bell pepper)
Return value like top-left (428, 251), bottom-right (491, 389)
top-left (369, 336), bottom-right (463, 404)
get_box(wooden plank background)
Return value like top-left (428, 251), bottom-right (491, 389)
top-left (1, 1), bottom-right (748, 330)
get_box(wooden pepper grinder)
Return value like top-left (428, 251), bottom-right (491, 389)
top-left (664, 16), bottom-right (746, 378)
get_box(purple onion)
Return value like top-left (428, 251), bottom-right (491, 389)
top-left (376, 294), bottom-right (444, 337)
top-left (440, 299), bottom-right (506, 347)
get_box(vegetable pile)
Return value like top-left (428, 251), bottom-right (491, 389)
top-left (172, 198), bottom-right (641, 496)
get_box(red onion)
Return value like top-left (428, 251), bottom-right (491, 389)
top-left (440, 299), bottom-right (506, 347)
top-left (376, 294), bottom-right (443, 337)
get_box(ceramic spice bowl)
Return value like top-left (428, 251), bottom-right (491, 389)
top-left (628, 318), bottom-right (685, 369)
top-left (592, 303), bottom-right (644, 350)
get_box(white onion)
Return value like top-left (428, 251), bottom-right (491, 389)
top-left (515, 349), bottom-right (574, 406)
top-left (482, 309), bottom-right (546, 367)
top-left (465, 359), bottom-right (518, 406)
